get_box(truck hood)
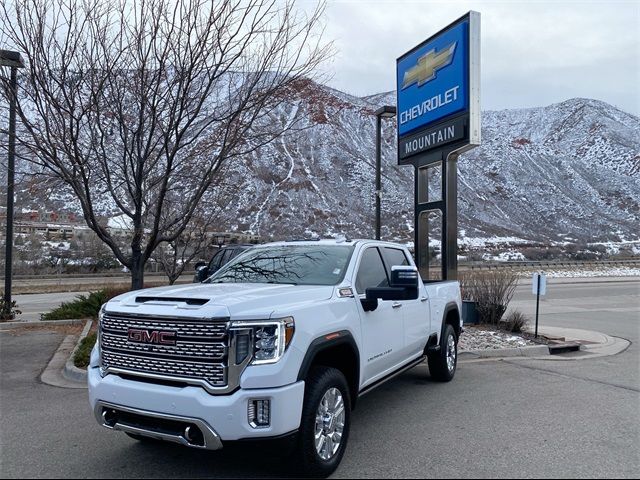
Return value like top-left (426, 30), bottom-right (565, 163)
top-left (106, 282), bottom-right (335, 319)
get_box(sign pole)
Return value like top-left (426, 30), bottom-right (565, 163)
top-left (375, 114), bottom-right (381, 240)
top-left (395, 11), bottom-right (480, 281)
top-left (535, 273), bottom-right (541, 338)
top-left (445, 152), bottom-right (458, 280)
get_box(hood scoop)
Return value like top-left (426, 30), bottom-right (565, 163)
top-left (135, 296), bottom-right (210, 306)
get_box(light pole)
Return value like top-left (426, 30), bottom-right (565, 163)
top-left (1, 50), bottom-right (25, 319)
top-left (374, 105), bottom-right (396, 240)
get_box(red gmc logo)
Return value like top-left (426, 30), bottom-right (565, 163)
top-left (128, 328), bottom-right (177, 346)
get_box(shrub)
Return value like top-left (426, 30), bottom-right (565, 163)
top-left (500, 310), bottom-right (529, 333)
top-left (42, 288), bottom-right (129, 320)
top-left (459, 271), bottom-right (518, 326)
top-left (74, 332), bottom-right (97, 368)
top-left (0, 293), bottom-right (22, 321)
top-left (521, 246), bottom-right (563, 261)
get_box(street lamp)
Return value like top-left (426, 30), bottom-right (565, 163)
top-left (1, 50), bottom-right (25, 319)
top-left (374, 105), bottom-right (396, 240)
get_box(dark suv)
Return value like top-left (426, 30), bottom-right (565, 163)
top-left (193, 244), bottom-right (253, 282)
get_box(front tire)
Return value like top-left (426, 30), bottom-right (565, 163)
top-left (427, 324), bottom-right (458, 382)
top-left (295, 366), bottom-right (351, 478)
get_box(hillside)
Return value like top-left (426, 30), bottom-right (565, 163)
top-left (4, 80), bottom-right (639, 246)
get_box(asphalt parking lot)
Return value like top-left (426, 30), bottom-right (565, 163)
top-left (1, 279), bottom-right (638, 478)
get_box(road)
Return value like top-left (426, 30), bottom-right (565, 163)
top-left (1, 279), bottom-right (638, 478)
top-left (6, 274), bottom-right (192, 295)
top-left (13, 292), bottom-right (89, 322)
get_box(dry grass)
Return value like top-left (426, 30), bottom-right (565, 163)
top-left (460, 271), bottom-right (518, 326)
top-left (500, 310), bottom-right (529, 333)
top-left (0, 322), bottom-right (84, 337)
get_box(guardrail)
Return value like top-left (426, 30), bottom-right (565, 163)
top-left (459, 259), bottom-right (640, 271)
top-left (1, 271), bottom-right (196, 281)
top-left (2, 260), bottom-right (638, 281)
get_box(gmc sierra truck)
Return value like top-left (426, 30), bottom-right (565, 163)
top-left (88, 239), bottom-right (462, 477)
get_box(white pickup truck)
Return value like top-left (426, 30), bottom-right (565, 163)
top-left (88, 239), bottom-right (462, 477)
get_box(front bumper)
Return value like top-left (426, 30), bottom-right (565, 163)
top-left (88, 366), bottom-right (305, 443)
top-left (95, 400), bottom-right (224, 450)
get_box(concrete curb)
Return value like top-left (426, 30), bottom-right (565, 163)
top-left (38, 322), bottom-right (628, 388)
top-left (0, 318), bottom-right (87, 330)
top-left (458, 325), bottom-right (630, 362)
top-left (40, 334), bottom-right (87, 389)
top-left (459, 344), bottom-right (549, 360)
top-left (62, 319), bottom-right (93, 383)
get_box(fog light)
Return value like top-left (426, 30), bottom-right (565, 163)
top-left (248, 399), bottom-right (271, 428)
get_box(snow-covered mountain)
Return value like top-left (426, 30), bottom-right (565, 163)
top-left (6, 79), bottom-right (640, 245)
top-left (214, 82), bottom-right (639, 244)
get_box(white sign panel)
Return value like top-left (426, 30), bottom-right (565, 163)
top-left (532, 272), bottom-right (547, 296)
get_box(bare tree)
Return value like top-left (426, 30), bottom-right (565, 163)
top-left (1, 0), bottom-right (331, 289)
top-left (152, 195), bottom-right (221, 285)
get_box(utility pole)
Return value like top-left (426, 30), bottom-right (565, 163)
top-left (374, 106), bottom-right (396, 240)
top-left (1, 50), bottom-right (25, 319)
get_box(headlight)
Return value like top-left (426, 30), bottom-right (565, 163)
top-left (230, 317), bottom-right (295, 365)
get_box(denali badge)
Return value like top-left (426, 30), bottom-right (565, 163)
top-left (128, 328), bottom-right (177, 346)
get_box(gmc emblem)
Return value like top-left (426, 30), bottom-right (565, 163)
top-left (128, 328), bottom-right (177, 346)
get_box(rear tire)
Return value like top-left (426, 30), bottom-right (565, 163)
top-left (294, 366), bottom-right (351, 478)
top-left (427, 324), bottom-right (458, 382)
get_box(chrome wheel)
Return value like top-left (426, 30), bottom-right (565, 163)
top-left (446, 333), bottom-right (457, 373)
top-left (314, 387), bottom-right (345, 461)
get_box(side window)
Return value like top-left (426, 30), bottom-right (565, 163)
top-left (355, 248), bottom-right (389, 294)
top-left (230, 247), bottom-right (247, 260)
top-left (382, 247), bottom-right (409, 275)
top-left (221, 248), bottom-right (235, 265)
top-left (209, 250), bottom-right (225, 271)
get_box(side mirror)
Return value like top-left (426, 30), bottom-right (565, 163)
top-left (363, 266), bottom-right (420, 305)
top-left (389, 266), bottom-right (419, 300)
top-left (196, 265), bottom-right (209, 282)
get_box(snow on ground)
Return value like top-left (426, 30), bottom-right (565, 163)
top-left (43, 241), bottom-right (71, 250)
top-left (515, 267), bottom-right (640, 278)
top-left (460, 236), bottom-right (530, 247)
top-left (459, 326), bottom-right (537, 351)
top-left (483, 251), bottom-right (527, 262)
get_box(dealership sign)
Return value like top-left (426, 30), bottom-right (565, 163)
top-left (397, 11), bottom-right (480, 163)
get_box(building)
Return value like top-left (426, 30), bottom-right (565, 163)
top-left (0, 209), bottom-right (86, 240)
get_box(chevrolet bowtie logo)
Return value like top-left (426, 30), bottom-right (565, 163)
top-left (402, 42), bottom-right (457, 90)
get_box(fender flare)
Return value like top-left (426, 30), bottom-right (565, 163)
top-left (296, 330), bottom-right (360, 406)
top-left (440, 302), bottom-right (462, 340)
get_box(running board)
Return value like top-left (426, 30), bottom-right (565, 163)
top-left (358, 356), bottom-right (426, 397)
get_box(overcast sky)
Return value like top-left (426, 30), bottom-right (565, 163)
top-left (301, 0), bottom-right (640, 115)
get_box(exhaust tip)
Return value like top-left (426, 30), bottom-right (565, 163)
top-left (184, 425), bottom-right (205, 446)
top-left (102, 409), bottom-right (117, 427)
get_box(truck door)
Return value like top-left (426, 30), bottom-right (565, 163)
top-left (380, 246), bottom-right (430, 359)
top-left (354, 247), bottom-right (406, 386)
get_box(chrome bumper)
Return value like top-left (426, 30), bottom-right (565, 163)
top-left (94, 401), bottom-right (223, 451)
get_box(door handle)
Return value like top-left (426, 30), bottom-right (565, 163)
top-left (392, 302), bottom-right (402, 309)
top-left (420, 296), bottom-right (428, 302)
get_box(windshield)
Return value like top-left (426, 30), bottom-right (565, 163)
top-left (207, 245), bottom-right (354, 286)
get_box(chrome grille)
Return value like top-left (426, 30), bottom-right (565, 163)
top-left (101, 313), bottom-right (226, 340)
top-left (102, 351), bottom-right (226, 386)
top-left (101, 333), bottom-right (226, 360)
top-left (100, 312), bottom-right (229, 390)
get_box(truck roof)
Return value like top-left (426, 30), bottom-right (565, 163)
top-left (257, 238), bottom-right (411, 249)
